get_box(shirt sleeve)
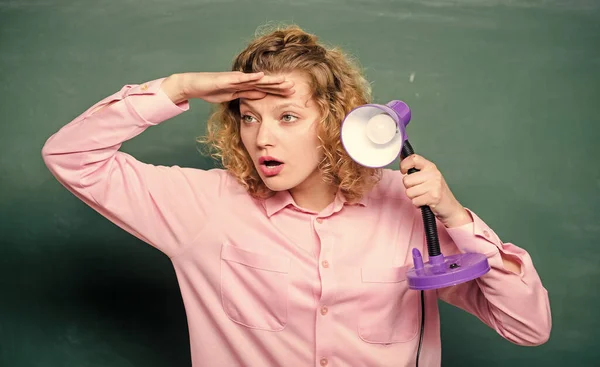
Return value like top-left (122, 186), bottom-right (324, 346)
top-left (42, 78), bottom-right (226, 258)
top-left (435, 209), bottom-right (552, 346)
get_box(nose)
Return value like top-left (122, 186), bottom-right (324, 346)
top-left (256, 119), bottom-right (275, 148)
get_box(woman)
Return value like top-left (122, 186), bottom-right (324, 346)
top-left (42, 25), bottom-right (551, 366)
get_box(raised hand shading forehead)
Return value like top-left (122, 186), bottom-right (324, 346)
top-left (239, 71), bottom-right (318, 112)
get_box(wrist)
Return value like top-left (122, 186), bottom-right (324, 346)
top-left (441, 206), bottom-right (472, 228)
top-left (161, 73), bottom-right (188, 105)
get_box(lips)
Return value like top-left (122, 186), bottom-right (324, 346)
top-left (258, 155), bottom-right (284, 177)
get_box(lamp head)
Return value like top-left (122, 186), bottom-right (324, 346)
top-left (340, 100), bottom-right (411, 168)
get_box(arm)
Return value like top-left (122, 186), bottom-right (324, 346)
top-left (435, 210), bottom-right (552, 346)
top-left (42, 72), bottom-right (295, 258)
top-left (41, 76), bottom-right (224, 258)
top-left (399, 154), bottom-right (551, 345)
top-left (439, 207), bottom-right (522, 273)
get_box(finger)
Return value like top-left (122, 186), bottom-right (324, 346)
top-left (400, 154), bottom-right (435, 174)
top-left (231, 72), bottom-right (288, 85)
top-left (232, 80), bottom-right (294, 94)
top-left (252, 74), bottom-right (286, 85)
top-left (255, 86), bottom-right (296, 96)
top-left (232, 71), bottom-right (265, 84)
top-left (255, 80), bottom-right (295, 89)
top-left (402, 170), bottom-right (435, 188)
top-left (229, 84), bottom-right (295, 97)
top-left (238, 80), bottom-right (295, 91)
top-left (405, 182), bottom-right (431, 200)
top-left (236, 77), bottom-right (293, 89)
top-left (234, 90), bottom-right (267, 100)
top-left (411, 195), bottom-right (436, 209)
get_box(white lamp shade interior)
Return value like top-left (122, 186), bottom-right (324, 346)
top-left (341, 106), bottom-right (403, 168)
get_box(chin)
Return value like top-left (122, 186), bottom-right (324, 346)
top-left (260, 175), bottom-right (299, 192)
top-left (263, 179), bottom-right (294, 191)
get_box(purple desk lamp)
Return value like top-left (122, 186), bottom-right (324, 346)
top-left (341, 100), bottom-right (490, 290)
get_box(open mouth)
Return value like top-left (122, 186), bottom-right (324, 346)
top-left (263, 160), bottom-right (282, 167)
top-left (259, 156), bottom-right (284, 177)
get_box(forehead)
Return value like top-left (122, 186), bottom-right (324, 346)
top-left (241, 71), bottom-right (316, 110)
top-left (281, 71), bottom-right (312, 94)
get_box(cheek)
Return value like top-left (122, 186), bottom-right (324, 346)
top-left (298, 136), bottom-right (322, 164)
top-left (239, 129), bottom-right (252, 150)
top-left (307, 128), bottom-right (322, 161)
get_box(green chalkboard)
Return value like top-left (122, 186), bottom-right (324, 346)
top-left (1, 0), bottom-right (599, 366)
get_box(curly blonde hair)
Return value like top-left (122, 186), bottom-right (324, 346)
top-left (199, 24), bottom-right (382, 202)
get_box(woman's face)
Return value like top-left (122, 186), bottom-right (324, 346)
top-left (239, 71), bottom-right (325, 194)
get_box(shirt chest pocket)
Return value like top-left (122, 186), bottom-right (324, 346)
top-left (358, 265), bottom-right (420, 344)
top-left (220, 243), bottom-right (290, 331)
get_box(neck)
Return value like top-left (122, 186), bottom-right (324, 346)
top-left (289, 178), bottom-right (338, 213)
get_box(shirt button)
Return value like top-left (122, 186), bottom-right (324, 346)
top-left (483, 230), bottom-right (490, 238)
top-left (140, 83), bottom-right (149, 91)
top-left (321, 260), bottom-right (329, 268)
top-left (316, 218), bottom-right (323, 224)
top-left (320, 306), bottom-right (328, 315)
top-left (320, 358), bottom-right (328, 366)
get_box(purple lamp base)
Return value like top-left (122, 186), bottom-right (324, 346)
top-left (406, 248), bottom-right (490, 290)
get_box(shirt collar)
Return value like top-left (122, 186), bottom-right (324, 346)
top-left (263, 189), bottom-right (369, 218)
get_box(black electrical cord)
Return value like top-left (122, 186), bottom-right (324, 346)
top-left (401, 140), bottom-right (441, 367)
top-left (416, 290), bottom-right (425, 367)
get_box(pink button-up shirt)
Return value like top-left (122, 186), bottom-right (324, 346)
top-left (42, 78), bottom-right (551, 367)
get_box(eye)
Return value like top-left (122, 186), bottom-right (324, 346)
top-left (281, 114), bottom-right (299, 123)
top-left (241, 114), bottom-right (258, 123)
